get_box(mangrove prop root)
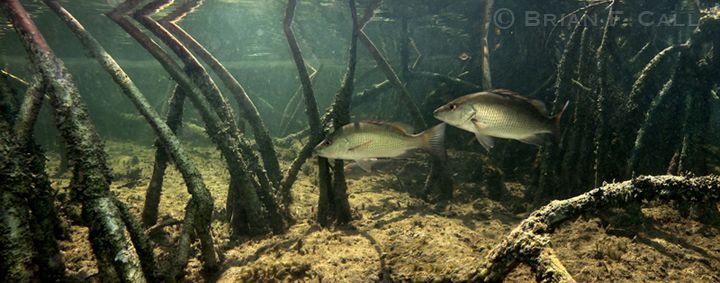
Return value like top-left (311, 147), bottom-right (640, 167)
top-left (14, 80), bottom-right (43, 144)
top-left (143, 86), bottom-right (185, 227)
top-left (46, 0), bottom-right (220, 273)
top-left (132, 0), bottom-right (285, 233)
top-left (627, 12), bottom-right (720, 176)
top-left (160, 0), bottom-right (283, 186)
top-left (676, 14), bottom-right (720, 175)
top-left (0, 118), bottom-right (39, 283)
top-left (316, 157), bottom-right (335, 226)
top-left (167, 201), bottom-right (197, 280)
top-left (423, 155), bottom-right (454, 200)
top-left (591, 0), bottom-right (616, 188)
top-left (358, 15), bottom-right (426, 128)
top-left (621, 44), bottom-right (686, 176)
top-left (24, 143), bottom-right (67, 281)
top-left (4, 0), bottom-right (147, 281)
top-left (625, 44), bottom-right (687, 123)
top-left (114, 199), bottom-right (159, 282)
top-left (627, 79), bottom-right (673, 175)
top-left (316, 0), bottom-right (359, 226)
top-left (0, 73), bottom-right (17, 123)
top-left (283, 0), bottom-right (322, 137)
top-left (11, 77), bottom-right (67, 281)
top-left (534, 11), bottom-right (589, 203)
top-left (470, 175), bottom-right (720, 282)
top-left (109, 0), bottom-right (273, 236)
top-left (281, 0), bottom-right (327, 202)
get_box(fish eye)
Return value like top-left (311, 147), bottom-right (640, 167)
top-left (449, 104), bottom-right (457, 110)
top-left (324, 140), bottom-right (332, 146)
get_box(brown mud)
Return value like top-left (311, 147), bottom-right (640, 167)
top-left (50, 142), bottom-right (720, 282)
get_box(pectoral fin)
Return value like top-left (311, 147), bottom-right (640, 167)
top-left (474, 132), bottom-right (495, 151)
top-left (518, 135), bottom-right (544, 146)
top-left (471, 118), bottom-right (494, 151)
top-left (355, 159), bottom-right (375, 172)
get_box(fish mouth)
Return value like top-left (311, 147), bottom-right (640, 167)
top-left (432, 107), bottom-right (443, 116)
top-left (433, 107), bottom-right (447, 119)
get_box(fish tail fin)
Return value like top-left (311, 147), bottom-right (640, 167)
top-left (420, 123), bottom-right (447, 160)
top-left (552, 101), bottom-right (570, 135)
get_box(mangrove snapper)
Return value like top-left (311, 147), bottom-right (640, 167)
top-left (314, 121), bottom-right (446, 171)
top-left (433, 89), bottom-right (568, 151)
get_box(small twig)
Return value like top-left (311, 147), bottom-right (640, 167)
top-left (281, 65), bottom-right (320, 136)
top-left (0, 69), bottom-right (30, 85)
top-left (572, 79), bottom-right (591, 92)
top-left (144, 218), bottom-right (183, 236)
top-left (410, 37), bottom-right (422, 70)
top-left (480, 0), bottom-right (494, 89)
top-left (544, 0), bottom-right (613, 48)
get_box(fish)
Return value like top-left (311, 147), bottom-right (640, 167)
top-left (433, 89), bottom-right (568, 151)
top-left (314, 121), bottom-right (446, 171)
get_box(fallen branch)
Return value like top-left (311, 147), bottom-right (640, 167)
top-left (144, 217), bottom-right (183, 236)
top-left (470, 175), bottom-right (720, 282)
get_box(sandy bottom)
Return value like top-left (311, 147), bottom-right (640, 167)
top-left (49, 141), bottom-right (720, 282)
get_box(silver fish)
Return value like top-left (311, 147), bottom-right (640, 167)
top-left (314, 121), bottom-right (446, 170)
top-left (433, 89), bottom-right (568, 150)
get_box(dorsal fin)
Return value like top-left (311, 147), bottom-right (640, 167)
top-left (489, 89), bottom-right (526, 100)
top-left (361, 120), bottom-right (412, 134)
top-left (528, 100), bottom-right (548, 115)
top-left (489, 89), bottom-right (548, 115)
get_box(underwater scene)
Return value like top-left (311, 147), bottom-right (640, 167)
top-left (2, 0), bottom-right (720, 282)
